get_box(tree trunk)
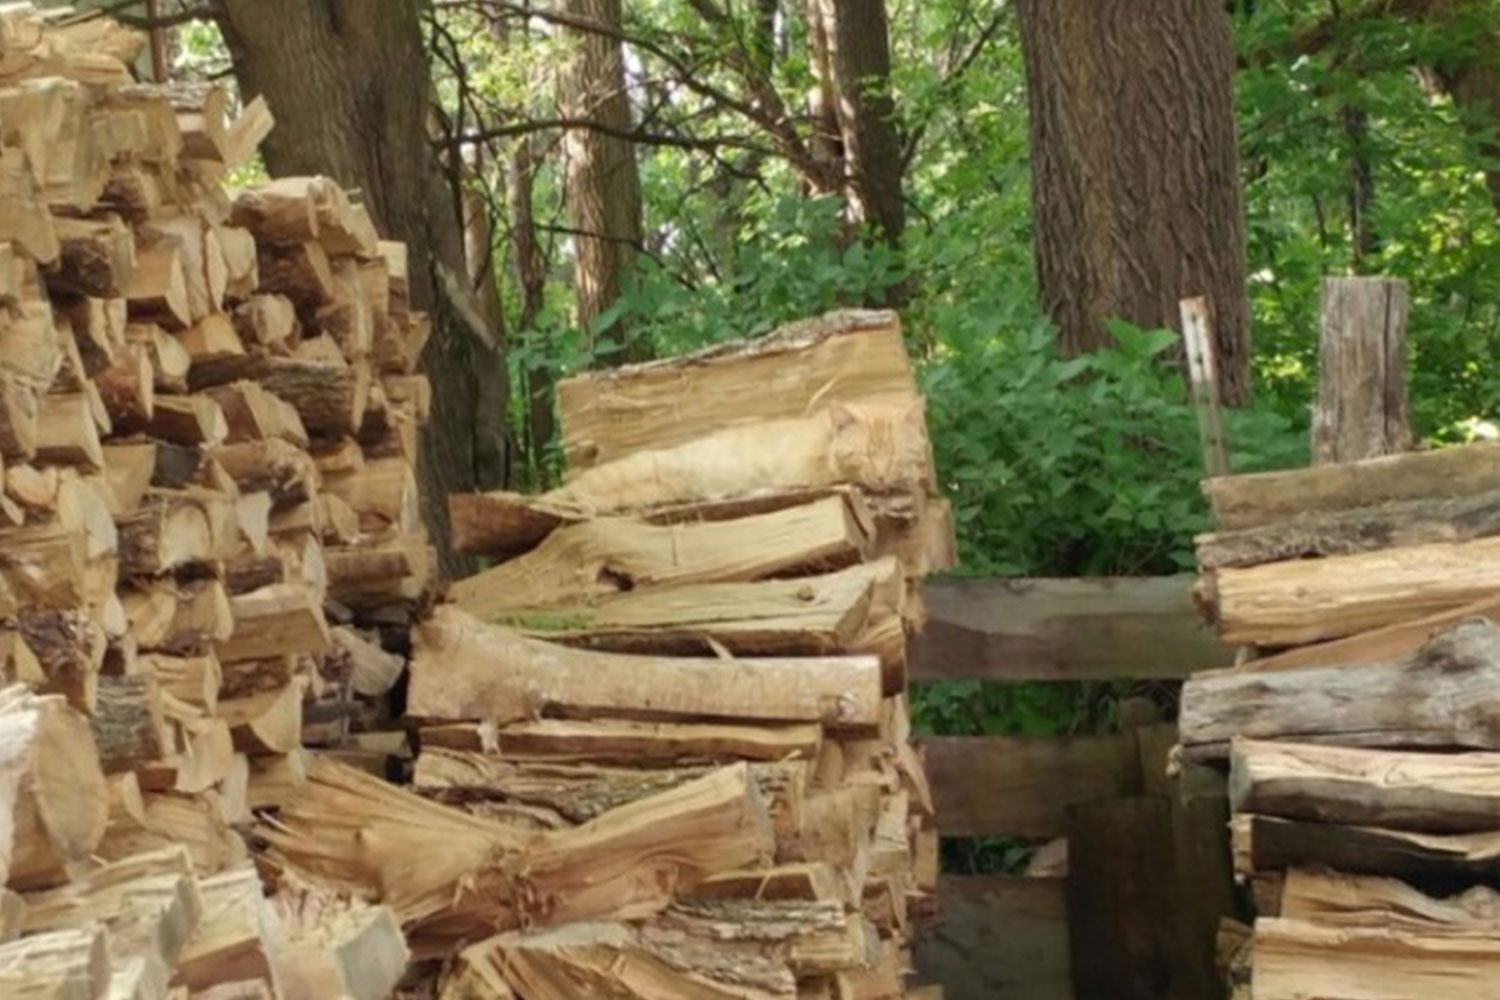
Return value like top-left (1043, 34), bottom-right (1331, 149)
top-left (461, 158), bottom-right (512, 489)
top-left (1016, 0), bottom-right (1253, 406)
top-left (815, 0), bottom-right (906, 249)
top-left (215, 0), bottom-right (504, 577)
top-left (508, 136), bottom-right (555, 482)
top-left (556, 0), bottom-right (645, 361)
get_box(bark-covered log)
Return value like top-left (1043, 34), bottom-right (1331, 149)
top-left (1182, 621), bottom-right (1500, 758)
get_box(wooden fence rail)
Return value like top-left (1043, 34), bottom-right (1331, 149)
top-left (911, 575), bottom-right (1237, 1000)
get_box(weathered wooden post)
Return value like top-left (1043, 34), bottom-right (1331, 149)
top-left (1180, 296), bottom-right (1231, 479)
top-left (1313, 277), bottom-right (1411, 465)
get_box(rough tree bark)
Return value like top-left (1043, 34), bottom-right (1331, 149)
top-left (214, 0), bottom-right (506, 576)
top-left (508, 135), bottom-right (555, 478)
top-left (815, 0), bottom-right (906, 248)
top-left (556, 0), bottom-right (645, 361)
top-left (1017, 0), bottom-right (1253, 405)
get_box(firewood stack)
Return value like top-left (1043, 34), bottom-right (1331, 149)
top-left (1181, 442), bottom-right (1500, 998)
top-left (0, 5), bottom-right (432, 995)
top-left (253, 311), bottom-right (952, 998)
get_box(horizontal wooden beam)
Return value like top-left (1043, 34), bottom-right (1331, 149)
top-left (910, 576), bottom-right (1232, 682)
top-left (914, 875), bottom-right (1073, 1000)
top-left (922, 733), bottom-right (1144, 838)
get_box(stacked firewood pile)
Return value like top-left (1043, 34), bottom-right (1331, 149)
top-left (1182, 442), bottom-right (1500, 998)
top-left (0, 5), bottom-right (432, 995)
top-left (265, 311), bottom-right (949, 997)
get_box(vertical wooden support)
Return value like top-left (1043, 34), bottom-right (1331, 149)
top-left (1066, 723), bottom-right (1238, 1000)
top-left (1180, 297), bottom-right (1230, 478)
top-left (145, 0), bottom-right (169, 83)
top-left (1313, 276), bottom-right (1410, 466)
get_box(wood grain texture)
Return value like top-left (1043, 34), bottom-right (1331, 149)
top-left (1230, 739), bottom-right (1500, 833)
top-left (1202, 441), bottom-right (1500, 532)
top-left (557, 310), bottom-right (913, 472)
top-left (1182, 621), bottom-right (1500, 758)
top-left (1313, 276), bottom-right (1411, 466)
top-left (1209, 536), bottom-right (1500, 645)
top-left (911, 576), bottom-right (1230, 682)
top-left (922, 733), bottom-right (1142, 837)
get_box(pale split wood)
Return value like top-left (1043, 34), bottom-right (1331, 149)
top-left (450, 495), bottom-right (871, 610)
top-left (1252, 916), bottom-right (1500, 1000)
top-left (416, 717), bottom-right (823, 765)
top-left (1314, 276), bottom-right (1412, 466)
top-left (557, 308), bottom-right (913, 472)
top-left (1207, 535), bottom-right (1500, 645)
top-left (408, 606), bottom-right (883, 730)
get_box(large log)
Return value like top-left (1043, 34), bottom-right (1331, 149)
top-left (556, 309), bottom-right (915, 471)
top-left (463, 560), bottom-right (903, 687)
top-left (1230, 740), bottom-right (1500, 833)
top-left (260, 758), bottom-right (774, 950)
top-left (452, 403), bottom-right (929, 558)
top-left (450, 495), bottom-right (871, 608)
top-left (1205, 536), bottom-right (1500, 646)
top-left (409, 606), bottom-right (883, 731)
top-left (1181, 621), bottom-right (1500, 759)
top-left (416, 718), bottom-right (823, 765)
top-left (1232, 814), bottom-right (1500, 881)
top-left (1202, 441), bottom-right (1500, 532)
top-left (0, 926), bottom-right (110, 999)
top-left (0, 685), bottom-right (109, 889)
top-left (20, 844), bottom-right (202, 972)
top-left (1241, 594), bottom-right (1500, 674)
top-left (271, 884), bottom-right (408, 1000)
top-left (1195, 488), bottom-right (1500, 571)
top-left (1252, 917), bottom-right (1500, 1000)
top-left (1279, 867), bottom-right (1500, 932)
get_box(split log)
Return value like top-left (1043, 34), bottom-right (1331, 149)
top-left (216, 584), bottom-right (330, 663)
top-left (1181, 621), bottom-right (1500, 758)
top-left (1205, 536), bottom-right (1500, 646)
top-left (0, 926), bottom-right (109, 999)
top-left (20, 844), bottom-right (202, 971)
top-left (96, 791), bottom-right (243, 875)
top-left (191, 342), bottom-right (368, 436)
top-left (547, 401), bottom-right (933, 519)
top-left (101, 442), bottom-right (157, 514)
top-left (0, 370), bottom-right (39, 459)
top-left (1233, 814), bottom-right (1500, 881)
top-left (1202, 441), bottom-right (1500, 532)
top-left (1244, 594), bottom-right (1500, 673)
top-left (1230, 740), bottom-right (1500, 834)
top-left (409, 606), bottom-right (882, 730)
top-left (271, 884), bottom-right (408, 1000)
top-left (94, 343), bottom-right (154, 425)
top-left (172, 864), bottom-right (277, 993)
top-left (473, 560), bottom-right (906, 689)
top-left (557, 309), bottom-right (912, 471)
top-left (206, 381), bottom-right (307, 447)
top-left (260, 759), bottom-right (773, 950)
top-left (416, 718), bottom-right (823, 765)
top-left (117, 494), bottom-right (213, 575)
top-left (320, 457), bottom-right (418, 535)
top-left (1195, 488), bottom-right (1500, 570)
top-left (34, 392), bottom-right (104, 470)
top-left (217, 680), bottom-right (305, 756)
top-left (48, 213), bottom-right (135, 297)
top-left (180, 314), bottom-right (245, 366)
top-left (90, 673), bottom-right (170, 773)
top-left (1252, 917), bottom-right (1500, 999)
top-left (127, 236), bottom-right (191, 330)
top-left (451, 495), bottom-right (871, 607)
top-left (0, 685), bottom-right (108, 889)
top-left (1280, 867), bottom-right (1500, 932)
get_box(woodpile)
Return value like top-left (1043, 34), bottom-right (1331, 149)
top-left (1184, 441), bottom-right (1500, 998)
top-left (0, 4), bottom-right (432, 995)
top-left (256, 309), bottom-right (945, 997)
